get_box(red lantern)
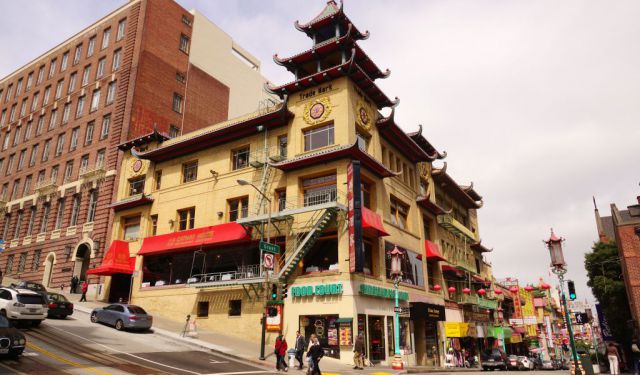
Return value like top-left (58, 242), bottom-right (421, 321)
top-left (477, 288), bottom-right (486, 296)
top-left (525, 285), bottom-right (535, 292)
top-left (509, 286), bottom-right (519, 293)
top-left (463, 288), bottom-right (471, 295)
top-left (541, 283), bottom-right (551, 290)
top-left (448, 286), bottom-right (456, 294)
top-left (494, 289), bottom-right (503, 295)
top-left (433, 284), bottom-right (442, 292)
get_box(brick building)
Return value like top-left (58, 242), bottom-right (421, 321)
top-left (594, 194), bottom-right (640, 334)
top-left (0, 0), bottom-right (270, 291)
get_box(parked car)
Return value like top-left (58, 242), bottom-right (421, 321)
top-left (481, 348), bottom-right (508, 371)
top-left (540, 359), bottom-right (555, 370)
top-left (90, 304), bottom-right (153, 331)
top-left (0, 315), bottom-right (26, 357)
top-left (507, 355), bottom-right (521, 370)
top-left (46, 293), bottom-right (74, 319)
top-left (518, 356), bottom-right (535, 370)
top-left (0, 288), bottom-right (47, 326)
top-left (10, 281), bottom-right (48, 298)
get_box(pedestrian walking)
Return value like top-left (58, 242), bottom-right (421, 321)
top-left (274, 332), bottom-right (288, 372)
top-left (79, 280), bottom-right (88, 302)
top-left (306, 334), bottom-right (324, 375)
top-left (607, 342), bottom-right (620, 375)
top-left (353, 334), bottom-right (365, 370)
top-left (70, 275), bottom-right (79, 294)
top-left (295, 330), bottom-right (306, 369)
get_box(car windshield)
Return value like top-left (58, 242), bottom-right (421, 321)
top-left (23, 282), bottom-right (45, 291)
top-left (127, 305), bottom-right (147, 315)
top-left (0, 315), bottom-right (10, 328)
top-left (48, 294), bottom-right (67, 302)
top-left (17, 294), bottom-right (45, 305)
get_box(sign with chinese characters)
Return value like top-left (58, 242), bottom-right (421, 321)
top-left (347, 161), bottom-right (364, 273)
top-left (291, 283), bottom-right (343, 297)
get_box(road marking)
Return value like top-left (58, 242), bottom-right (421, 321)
top-left (22, 351), bottom-right (39, 357)
top-left (202, 372), bottom-right (273, 375)
top-left (210, 359), bottom-right (229, 364)
top-left (26, 342), bottom-right (114, 375)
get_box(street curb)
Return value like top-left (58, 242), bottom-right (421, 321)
top-left (73, 304), bottom-right (276, 370)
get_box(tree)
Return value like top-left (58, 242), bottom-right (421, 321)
top-left (584, 241), bottom-right (633, 348)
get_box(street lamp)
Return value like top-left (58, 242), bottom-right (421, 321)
top-left (389, 245), bottom-right (404, 370)
top-left (237, 179), bottom-right (272, 361)
top-left (544, 229), bottom-right (581, 375)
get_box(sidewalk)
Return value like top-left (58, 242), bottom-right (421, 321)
top-left (62, 291), bottom-right (410, 375)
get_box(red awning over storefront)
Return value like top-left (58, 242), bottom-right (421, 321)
top-left (441, 264), bottom-right (464, 277)
top-left (137, 223), bottom-right (251, 256)
top-left (87, 240), bottom-right (135, 276)
top-left (425, 240), bottom-right (446, 262)
top-left (361, 207), bottom-right (389, 237)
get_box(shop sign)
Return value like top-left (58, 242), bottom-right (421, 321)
top-left (292, 283), bottom-right (343, 297)
top-left (464, 310), bottom-right (491, 323)
top-left (425, 304), bottom-right (445, 321)
top-left (266, 305), bottom-right (282, 331)
top-left (359, 284), bottom-right (408, 301)
top-left (259, 241), bottom-right (280, 254)
top-left (445, 322), bottom-right (469, 338)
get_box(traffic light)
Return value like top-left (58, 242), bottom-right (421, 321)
top-left (271, 283), bottom-right (278, 300)
top-left (567, 280), bottom-right (576, 300)
top-left (281, 282), bottom-right (289, 299)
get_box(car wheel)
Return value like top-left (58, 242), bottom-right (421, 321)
top-left (115, 319), bottom-right (124, 331)
top-left (90, 312), bottom-right (98, 323)
top-left (31, 320), bottom-right (42, 327)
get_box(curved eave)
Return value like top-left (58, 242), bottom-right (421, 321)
top-left (110, 194), bottom-right (154, 211)
top-left (136, 105), bottom-right (294, 163)
top-left (118, 130), bottom-right (170, 151)
top-left (416, 196), bottom-right (449, 216)
top-left (432, 170), bottom-right (483, 209)
top-left (407, 125), bottom-right (446, 160)
top-left (471, 241), bottom-right (493, 253)
top-left (270, 142), bottom-right (398, 178)
top-left (376, 113), bottom-right (434, 163)
top-left (294, 2), bottom-right (366, 40)
top-left (460, 182), bottom-right (483, 201)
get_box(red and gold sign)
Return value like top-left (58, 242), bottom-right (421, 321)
top-left (303, 97), bottom-right (332, 125)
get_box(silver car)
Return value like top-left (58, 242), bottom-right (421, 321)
top-left (90, 304), bottom-right (152, 331)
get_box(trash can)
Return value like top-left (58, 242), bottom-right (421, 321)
top-left (288, 348), bottom-right (297, 368)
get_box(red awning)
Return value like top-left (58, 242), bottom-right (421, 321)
top-left (425, 240), bottom-right (446, 262)
top-left (137, 223), bottom-right (251, 256)
top-left (87, 240), bottom-right (135, 276)
top-left (362, 207), bottom-right (389, 237)
top-left (441, 264), bottom-right (463, 277)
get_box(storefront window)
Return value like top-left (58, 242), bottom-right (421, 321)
top-left (299, 314), bottom-right (340, 359)
top-left (368, 315), bottom-right (386, 363)
top-left (301, 236), bottom-right (338, 274)
top-left (384, 242), bottom-right (425, 287)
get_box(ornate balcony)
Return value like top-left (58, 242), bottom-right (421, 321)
top-left (79, 162), bottom-right (107, 185)
top-left (460, 294), bottom-right (498, 309)
top-left (437, 214), bottom-right (477, 242)
top-left (34, 178), bottom-right (59, 197)
top-left (0, 194), bottom-right (8, 210)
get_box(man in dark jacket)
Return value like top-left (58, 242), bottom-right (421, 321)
top-left (307, 334), bottom-right (324, 375)
top-left (70, 275), bottom-right (79, 293)
top-left (295, 331), bottom-right (306, 369)
top-left (353, 334), bottom-right (365, 369)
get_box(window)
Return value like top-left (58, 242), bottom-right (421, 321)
top-left (32, 250), bottom-right (41, 271)
top-left (356, 131), bottom-right (369, 151)
top-left (5, 254), bottom-right (14, 274)
top-left (232, 147), bottom-right (249, 170)
top-left (26, 72), bottom-right (33, 90)
top-left (228, 300), bottom-right (241, 316)
top-left (29, 144), bottom-right (39, 167)
top-left (179, 34), bottom-right (190, 53)
top-left (117, 19), bottom-right (127, 41)
top-left (85, 121), bottom-right (95, 145)
top-left (276, 189), bottom-right (287, 212)
top-left (24, 121), bottom-right (33, 141)
top-left (390, 197), bottom-right (409, 229)
top-left (278, 135), bottom-right (288, 158)
top-left (128, 177), bottom-right (145, 196)
top-left (2, 215), bottom-right (10, 239)
top-left (17, 149), bottom-right (26, 171)
top-left (13, 127), bottom-right (21, 146)
top-left (123, 215), bottom-right (141, 241)
top-left (37, 65), bottom-right (45, 84)
top-left (80, 154), bottom-right (89, 171)
top-left (100, 115), bottom-right (110, 139)
top-left (90, 89), bottom-right (101, 112)
top-left (76, 96), bottom-right (85, 118)
top-left (302, 174), bottom-right (337, 207)
top-left (0, 110), bottom-right (5, 126)
top-left (228, 197), bottom-right (249, 222)
top-left (182, 161), bottom-right (197, 183)
top-left (17, 253), bottom-right (27, 273)
top-left (54, 198), bottom-right (65, 230)
top-left (49, 59), bottom-right (57, 78)
top-left (5, 84), bottom-right (12, 103)
top-left (169, 125), bottom-right (179, 138)
top-left (87, 190), bottom-right (98, 222)
top-left (87, 37), bottom-right (96, 57)
top-left (42, 86), bottom-right (50, 106)
top-left (51, 165), bottom-right (59, 182)
top-left (96, 149), bottom-right (106, 167)
top-left (68, 72), bottom-right (77, 93)
top-left (42, 139), bottom-right (51, 162)
top-left (177, 207), bottom-right (195, 231)
top-left (155, 170), bottom-right (162, 190)
top-left (2, 132), bottom-right (10, 150)
top-left (61, 52), bottom-right (69, 72)
top-left (36, 170), bottom-right (45, 184)
top-left (304, 123), bottom-right (334, 151)
top-left (5, 154), bottom-right (14, 175)
top-left (62, 103), bottom-right (71, 124)
top-left (70, 127), bottom-right (80, 150)
top-left (150, 215), bottom-right (158, 236)
top-left (13, 211), bottom-right (23, 239)
top-left (197, 301), bottom-right (209, 318)
top-left (182, 15), bottom-right (192, 26)
top-left (172, 93), bottom-right (183, 113)
top-left (64, 161), bottom-right (73, 182)
top-left (23, 175), bottom-right (32, 195)
top-left (70, 195), bottom-right (81, 226)
top-left (11, 180), bottom-right (20, 200)
top-left (39, 204), bottom-right (50, 233)
top-left (106, 81), bottom-right (117, 105)
top-left (112, 49), bottom-right (122, 71)
top-left (384, 242), bottom-right (424, 287)
top-left (73, 44), bottom-right (82, 65)
top-left (96, 58), bottom-right (106, 79)
top-left (55, 79), bottom-right (64, 99)
top-left (101, 28), bottom-right (111, 50)
top-left (176, 72), bottom-right (185, 83)
top-left (26, 206), bottom-right (36, 236)
top-left (9, 104), bottom-right (16, 122)
top-left (15, 79), bottom-right (23, 96)
top-left (20, 98), bottom-right (27, 117)
top-left (36, 115), bottom-right (45, 135)
top-left (48, 109), bottom-right (57, 130)
top-left (81, 65), bottom-right (91, 86)
top-left (55, 133), bottom-right (65, 156)
top-left (0, 184), bottom-right (7, 200)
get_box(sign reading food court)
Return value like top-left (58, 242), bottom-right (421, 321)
top-left (292, 283), bottom-right (344, 298)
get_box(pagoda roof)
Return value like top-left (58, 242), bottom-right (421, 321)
top-left (118, 128), bottom-right (169, 151)
top-left (417, 194), bottom-right (450, 216)
top-left (471, 241), bottom-right (493, 253)
top-left (270, 142), bottom-right (398, 179)
top-left (134, 102), bottom-right (293, 162)
top-left (267, 50), bottom-right (393, 109)
top-left (376, 105), bottom-right (438, 163)
top-left (274, 26), bottom-right (389, 81)
top-left (406, 125), bottom-right (447, 160)
top-left (294, 1), bottom-right (367, 40)
top-left (460, 182), bottom-right (483, 201)
top-left (432, 163), bottom-right (483, 209)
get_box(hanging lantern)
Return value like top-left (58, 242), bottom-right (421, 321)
top-left (463, 288), bottom-right (471, 295)
top-left (545, 229), bottom-right (566, 269)
top-left (448, 286), bottom-right (456, 294)
top-left (477, 288), bottom-right (486, 296)
top-left (389, 245), bottom-right (403, 278)
top-left (433, 284), bottom-right (442, 292)
top-left (525, 285), bottom-right (535, 292)
top-left (509, 286), bottom-right (519, 293)
top-left (494, 289), bottom-right (503, 295)
top-left (541, 283), bottom-right (551, 290)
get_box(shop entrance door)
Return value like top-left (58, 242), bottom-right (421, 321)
top-left (425, 320), bottom-right (440, 367)
top-left (368, 315), bottom-right (385, 363)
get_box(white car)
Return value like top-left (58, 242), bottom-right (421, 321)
top-left (0, 288), bottom-right (47, 326)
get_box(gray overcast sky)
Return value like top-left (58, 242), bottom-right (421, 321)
top-left (1, 1), bottom-right (639, 301)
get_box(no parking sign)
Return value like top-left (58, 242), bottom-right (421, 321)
top-left (262, 252), bottom-right (275, 270)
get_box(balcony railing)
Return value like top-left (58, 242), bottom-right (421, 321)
top-left (459, 294), bottom-right (498, 309)
top-left (249, 146), bottom-right (287, 167)
top-left (34, 178), bottom-right (59, 196)
top-left (79, 161), bottom-right (106, 182)
top-left (437, 214), bottom-right (477, 242)
top-left (303, 186), bottom-right (337, 207)
top-left (187, 264), bottom-right (263, 286)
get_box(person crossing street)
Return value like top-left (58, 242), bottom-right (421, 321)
top-left (295, 331), bottom-right (306, 370)
top-left (274, 332), bottom-right (289, 372)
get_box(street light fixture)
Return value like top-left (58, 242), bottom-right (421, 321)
top-left (389, 245), bottom-right (404, 370)
top-left (544, 229), bottom-right (581, 375)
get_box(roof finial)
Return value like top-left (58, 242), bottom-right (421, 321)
top-left (593, 196), bottom-right (598, 210)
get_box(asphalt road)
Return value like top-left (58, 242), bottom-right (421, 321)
top-left (0, 311), bottom-right (278, 375)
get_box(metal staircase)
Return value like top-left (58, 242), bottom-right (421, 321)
top-left (277, 207), bottom-right (338, 280)
top-left (249, 146), bottom-right (279, 216)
